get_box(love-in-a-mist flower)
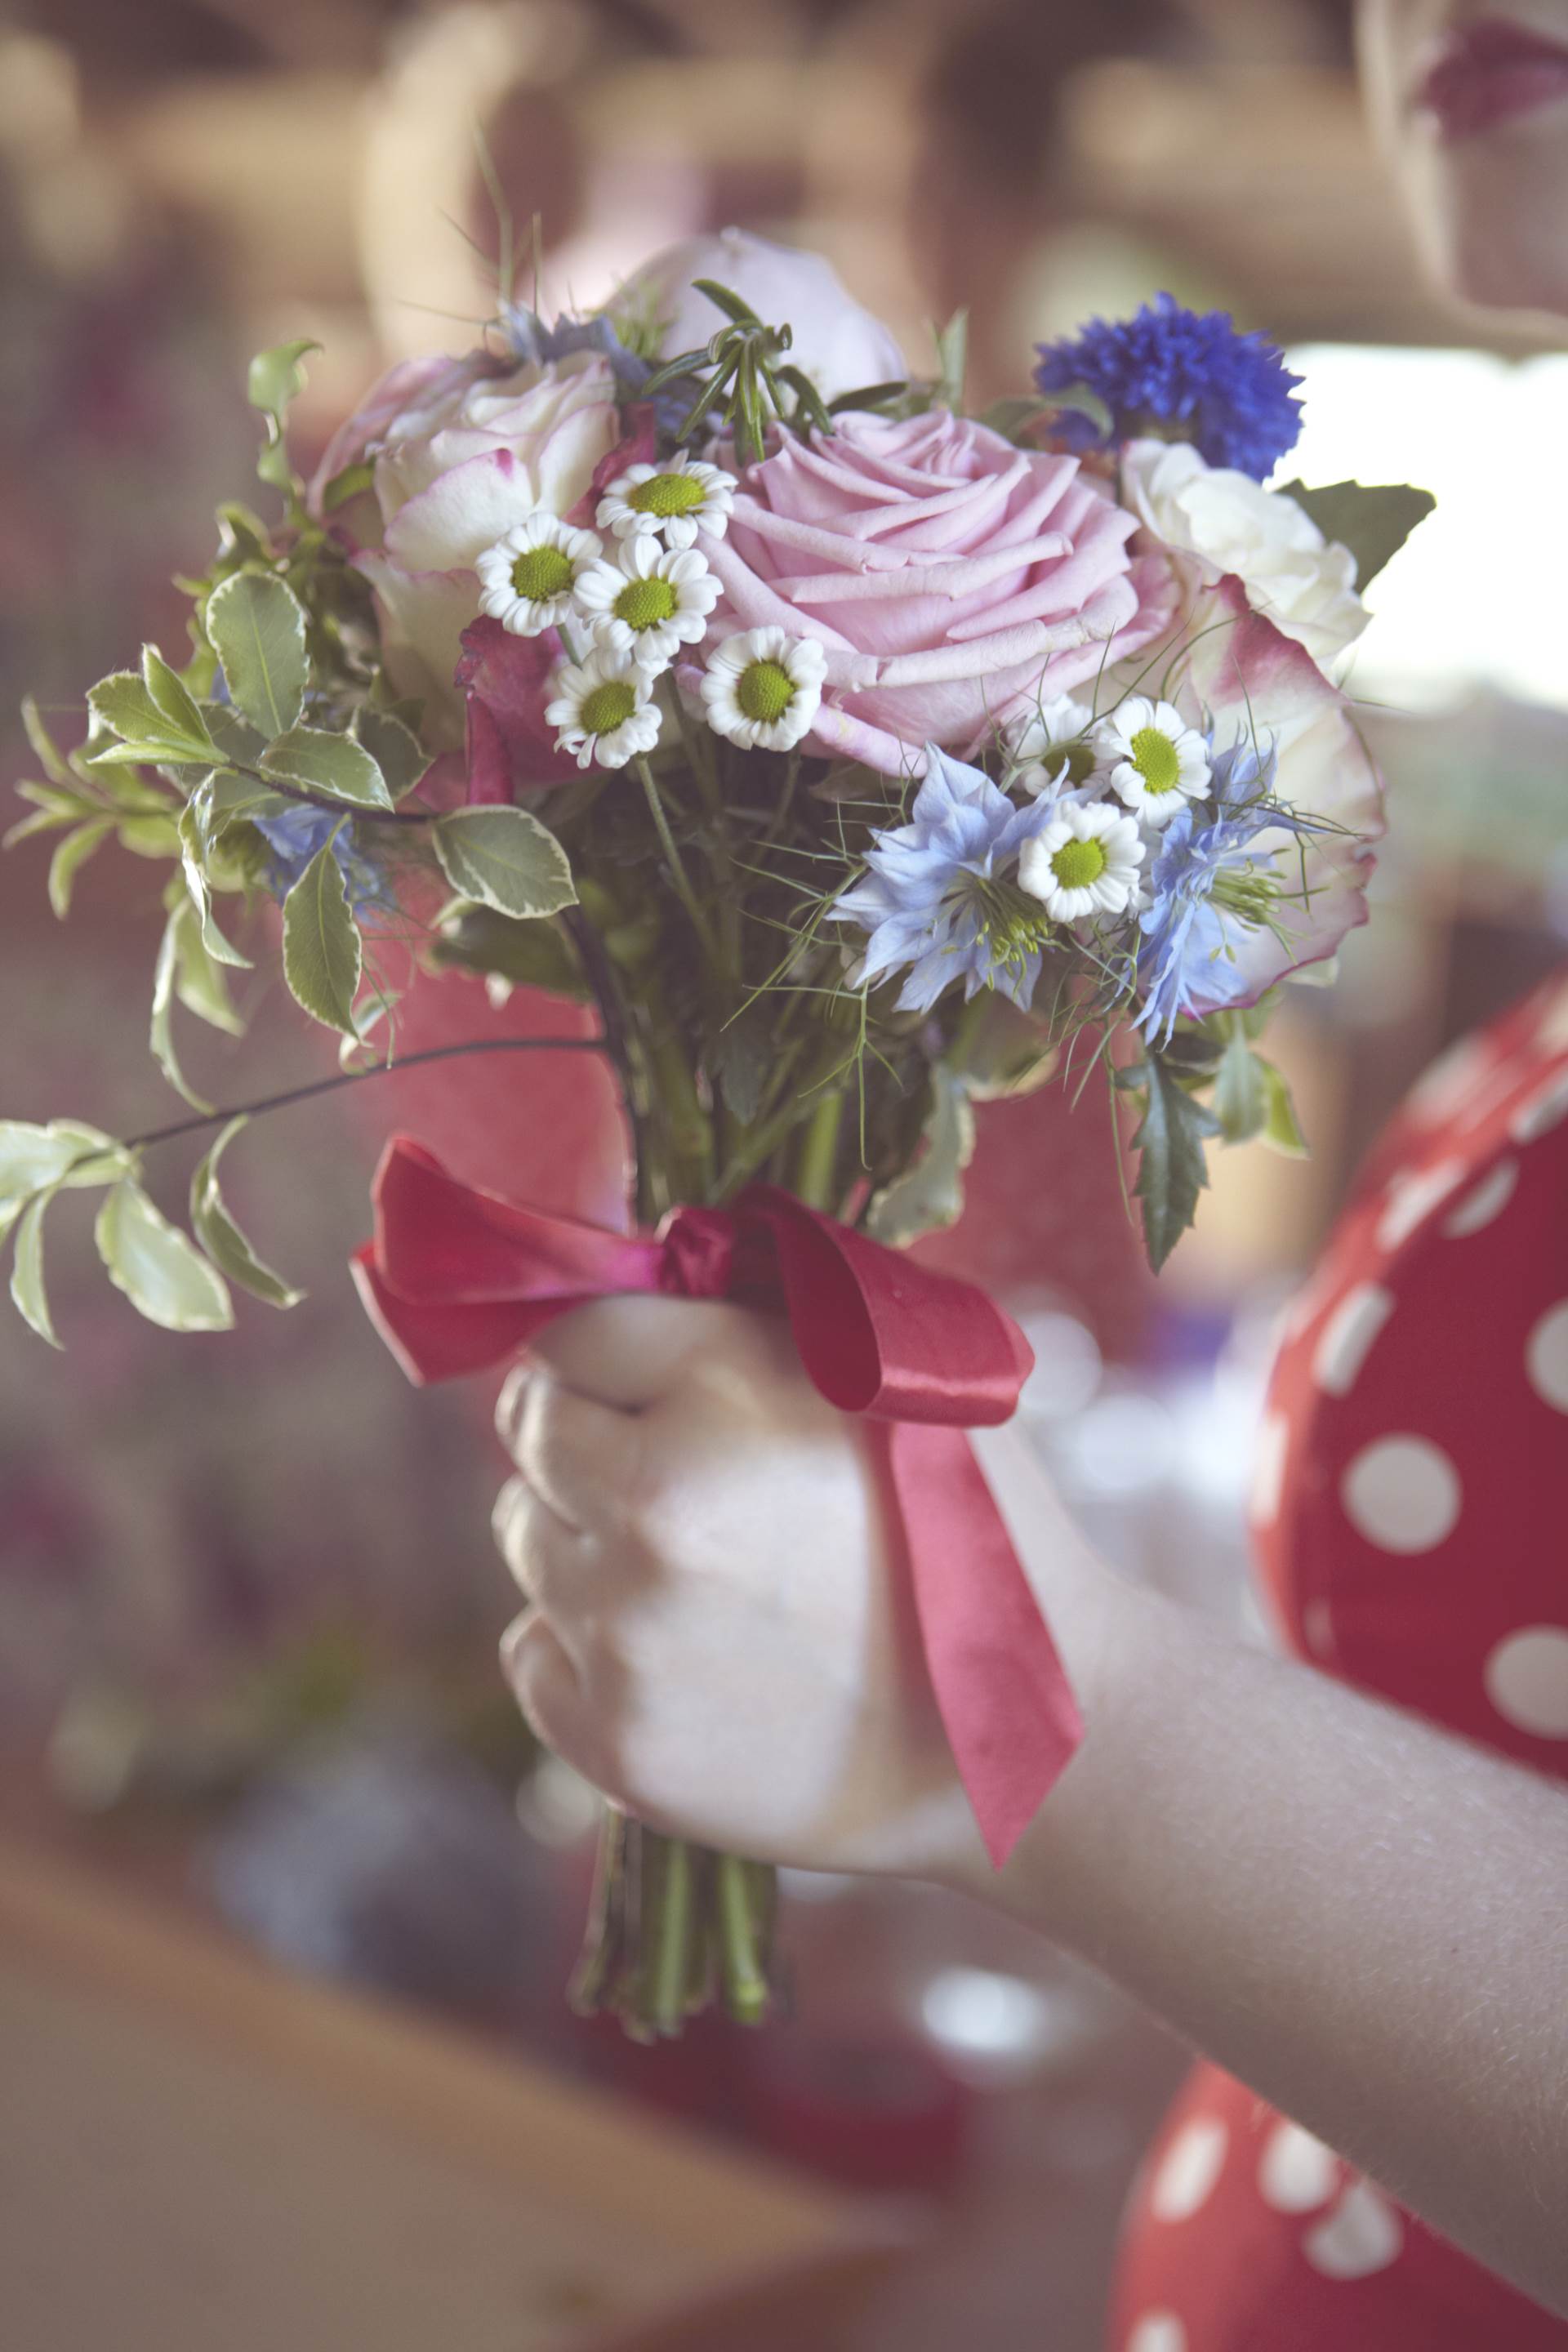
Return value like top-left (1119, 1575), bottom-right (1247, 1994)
top-left (544, 644), bottom-right (662, 769)
top-left (596, 457), bottom-right (737, 551)
top-left (475, 514), bottom-right (604, 636)
top-left (1094, 696), bottom-right (1210, 826)
top-left (1001, 693), bottom-right (1100, 798)
top-left (1018, 800), bottom-right (1144, 924)
top-left (833, 745), bottom-right (1058, 1014)
top-left (572, 537), bottom-right (720, 672)
top-left (698, 628), bottom-right (826, 751)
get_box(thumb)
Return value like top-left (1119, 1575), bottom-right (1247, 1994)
top-left (523, 1293), bottom-right (770, 1410)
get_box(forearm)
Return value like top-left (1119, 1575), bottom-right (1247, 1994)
top-left (968, 1425), bottom-right (1568, 2314)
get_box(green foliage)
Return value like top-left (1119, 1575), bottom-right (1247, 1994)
top-left (1213, 1019), bottom-right (1269, 1144)
top-left (247, 337), bottom-right (319, 506)
top-left (864, 1065), bottom-right (976, 1246)
top-left (1121, 1052), bottom-right (1219, 1272)
top-left (933, 310), bottom-right (969, 412)
top-left (47, 820), bottom-right (114, 916)
top-left (281, 840), bottom-right (363, 1033)
top-left (206, 572), bottom-right (309, 737)
top-left (189, 1118), bottom-right (303, 1310)
top-left (1258, 1057), bottom-right (1309, 1158)
top-left (0, 1120), bottom-right (125, 1202)
top-left (431, 805), bottom-right (577, 920)
top-left (11, 1188), bottom-right (61, 1346)
top-left (151, 901), bottom-right (217, 1108)
top-left (427, 906), bottom-right (590, 1001)
top-left (95, 1178), bottom-right (234, 1333)
top-left (980, 383), bottom-right (1116, 446)
top-left (261, 724), bottom-right (391, 812)
top-left (1279, 479), bottom-right (1436, 592)
top-left (352, 707), bottom-right (430, 802)
top-left (955, 994), bottom-right (1058, 1102)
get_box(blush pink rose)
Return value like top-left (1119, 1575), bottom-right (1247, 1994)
top-left (695, 411), bottom-right (1172, 777)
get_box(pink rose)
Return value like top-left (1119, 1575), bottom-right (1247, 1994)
top-left (695, 412), bottom-right (1171, 777)
top-left (342, 352), bottom-right (622, 746)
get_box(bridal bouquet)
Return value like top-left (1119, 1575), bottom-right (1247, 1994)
top-left (4, 229), bottom-right (1429, 2034)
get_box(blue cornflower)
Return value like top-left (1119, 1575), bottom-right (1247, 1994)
top-left (834, 746), bottom-right (1058, 1015)
top-left (1033, 293), bottom-right (1303, 482)
top-left (1135, 734), bottom-right (1318, 1040)
top-left (253, 804), bottom-right (387, 911)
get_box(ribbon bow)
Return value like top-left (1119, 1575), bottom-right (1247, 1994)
top-left (353, 1138), bottom-right (1080, 1865)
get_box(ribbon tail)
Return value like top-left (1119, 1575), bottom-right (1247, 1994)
top-left (888, 1422), bottom-right (1082, 1869)
top-left (350, 1246), bottom-right (560, 1386)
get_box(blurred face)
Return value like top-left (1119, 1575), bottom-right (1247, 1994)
top-left (1357, 2), bottom-right (1568, 316)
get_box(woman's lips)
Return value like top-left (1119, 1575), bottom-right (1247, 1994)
top-left (1417, 18), bottom-right (1568, 141)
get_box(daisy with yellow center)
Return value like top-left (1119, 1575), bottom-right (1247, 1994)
top-left (572, 537), bottom-right (721, 674)
top-left (474, 514), bottom-right (604, 636)
top-left (1018, 799), bottom-right (1146, 924)
top-left (596, 457), bottom-right (737, 552)
top-left (1094, 694), bottom-right (1210, 826)
top-left (698, 627), bottom-right (827, 753)
top-left (1002, 693), bottom-right (1101, 800)
top-left (543, 644), bottom-right (662, 771)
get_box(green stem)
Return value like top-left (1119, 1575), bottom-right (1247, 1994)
top-left (637, 757), bottom-right (721, 969)
top-left (642, 1830), bottom-right (696, 2038)
top-left (716, 1854), bottom-right (773, 2027)
top-left (713, 1030), bottom-right (853, 1201)
top-left (792, 1085), bottom-right (845, 1213)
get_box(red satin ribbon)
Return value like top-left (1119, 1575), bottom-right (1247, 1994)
top-left (353, 1138), bottom-right (1082, 1864)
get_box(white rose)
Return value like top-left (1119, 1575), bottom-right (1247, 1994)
top-left (613, 228), bottom-right (907, 406)
top-left (1121, 438), bottom-right (1369, 670)
top-left (353, 350), bottom-right (621, 742)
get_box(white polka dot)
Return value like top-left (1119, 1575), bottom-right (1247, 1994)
top-left (1441, 1157), bottom-right (1518, 1238)
top-left (1509, 1068), bottom-right (1568, 1143)
top-left (1250, 1413), bottom-right (1290, 1529)
top-left (1127, 2317), bottom-right (1186, 2352)
top-left (1149, 2118), bottom-right (1228, 2222)
top-left (1301, 1597), bottom-right (1336, 1664)
top-left (1374, 1160), bottom-right (1465, 1252)
top-left (1457, 1063), bottom-right (1521, 1135)
top-left (1341, 1436), bottom-right (1460, 1554)
top-left (1303, 2176), bottom-right (1404, 2279)
top-left (1525, 1301), bottom-right (1568, 1413)
top-left (1535, 987), bottom-right (1568, 1054)
top-left (1311, 1284), bottom-right (1394, 1399)
top-left (1258, 2120), bottom-right (1338, 2213)
top-left (1484, 1627), bottom-right (1568, 1738)
top-left (1406, 1035), bottom-right (1488, 1125)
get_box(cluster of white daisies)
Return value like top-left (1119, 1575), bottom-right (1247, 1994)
top-left (474, 453), bottom-right (828, 773)
top-left (1000, 690), bottom-right (1214, 924)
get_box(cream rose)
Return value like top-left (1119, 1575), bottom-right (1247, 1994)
top-left (1121, 438), bottom-right (1369, 670)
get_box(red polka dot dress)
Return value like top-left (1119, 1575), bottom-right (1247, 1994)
top-left (1110, 969), bottom-right (1568, 2352)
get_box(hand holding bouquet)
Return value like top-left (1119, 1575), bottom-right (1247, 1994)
top-left (3, 226), bottom-right (1429, 2034)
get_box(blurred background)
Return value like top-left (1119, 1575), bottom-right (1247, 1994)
top-left (1, 1), bottom-right (1566, 2345)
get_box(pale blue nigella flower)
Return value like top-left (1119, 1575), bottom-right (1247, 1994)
top-left (835, 745), bottom-right (1058, 1015)
top-left (253, 805), bottom-right (387, 911)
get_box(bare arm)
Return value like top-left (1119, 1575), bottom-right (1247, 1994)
top-left (494, 1298), bottom-right (1568, 2315)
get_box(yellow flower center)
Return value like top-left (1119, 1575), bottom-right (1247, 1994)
top-left (579, 680), bottom-right (638, 736)
top-left (510, 545), bottom-right (575, 601)
top-left (628, 471), bottom-right (706, 518)
top-left (737, 659), bottom-right (796, 723)
top-left (614, 576), bottom-right (679, 630)
top-left (1130, 725), bottom-right (1182, 795)
top-left (1050, 836), bottom-right (1107, 890)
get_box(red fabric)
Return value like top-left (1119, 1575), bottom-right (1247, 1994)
top-left (1111, 969), bottom-right (1568, 2350)
top-left (353, 1138), bottom-right (1082, 1866)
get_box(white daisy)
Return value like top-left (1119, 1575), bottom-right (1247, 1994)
top-left (698, 628), bottom-right (827, 752)
top-left (543, 644), bottom-right (662, 770)
top-left (1093, 695), bottom-right (1210, 827)
top-left (596, 457), bottom-right (737, 551)
top-left (1002, 693), bottom-right (1100, 798)
top-left (1018, 800), bottom-right (1145, 924)
top-left (474, 514), bottom-right (604, 636)
top-left (572, 537), bottom-right (721, 674)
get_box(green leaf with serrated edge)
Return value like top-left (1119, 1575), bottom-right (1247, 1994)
top-left (176, 799), bottom-right (252, 967)
top-left (247, 339), bottom-right (319, 421)
top-left (351, 707), bottom-right (430, 802)
top-left (11, 1187), bottom-right (62, 1346)
top-left (95, 1179), bottom-right (233, 1333)
top-left (261, 725), bottom-right (391, 812)
top-left (431, 805), bottom-right (576, 920)
top-left (171, 899), bottom-right (243, 1036)
top-left (1258, 1058), bottom-right (1310, 1159)
top-left (206, 571), bottom-right (308, 737)
top-left (150, 906), bottom-right (213, 1110)
top-left (1128, 1054), bottom-right (1219, 1272)
top-left (426, 906), bottom-right (590, 1000)
top-left (1214, 1023), bottom-right (1269, 1145)
top-left (865, 1067), bottom-right (977, 1248)
top-left (1278, 479), bottom-right (1436, 593)
top-left (189, 1119), bottom-right (302, 1310)
top-left (282, 841), bottom-right (362, 1034)
top-left (20, 697), bottom-right (69, 782)
top-left (47, 820), bottom-right (114, 919)
top-left (141, 647), bottom-right (213, 749)
top-left (0, 1120), bottom-right (122, 1204)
